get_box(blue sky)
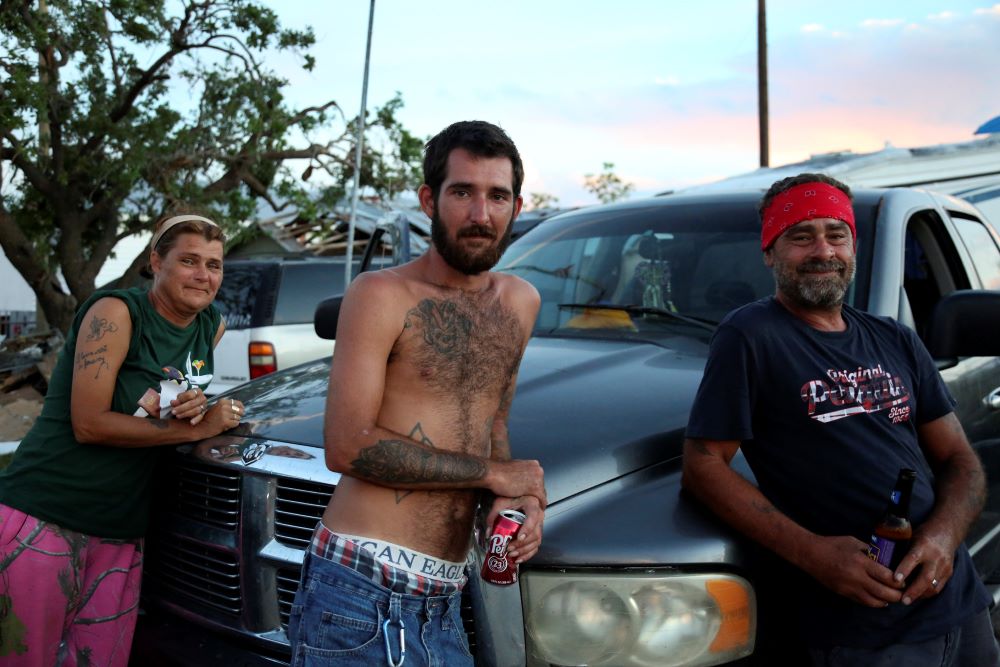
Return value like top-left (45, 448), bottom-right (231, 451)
top-left (219, 2), bottom-right (997, 206)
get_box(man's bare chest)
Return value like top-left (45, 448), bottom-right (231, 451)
top-left (389, 293), bottom-right (522, 396)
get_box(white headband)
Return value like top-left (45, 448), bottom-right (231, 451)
top-left (150, 214), bottom-right (220, 252)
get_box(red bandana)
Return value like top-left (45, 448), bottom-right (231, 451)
top-left (760, 182), bottom-right (855, 250)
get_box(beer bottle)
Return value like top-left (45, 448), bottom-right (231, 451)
top-left (867, 468), bottom-right (916, 570)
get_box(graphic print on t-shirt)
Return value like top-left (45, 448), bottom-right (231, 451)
top-left (800, 363), bottom-right (911, 424)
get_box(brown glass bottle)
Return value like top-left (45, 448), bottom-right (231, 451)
top-left (867, 468), bottom-right (916, 570)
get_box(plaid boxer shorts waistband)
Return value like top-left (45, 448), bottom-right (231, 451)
top-left (310, 523), bottom-right (467, 596)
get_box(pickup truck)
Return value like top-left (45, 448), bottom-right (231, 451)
top-left (132, 187), bottom-right (1000, 666)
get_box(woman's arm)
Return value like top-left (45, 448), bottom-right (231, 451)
top-left (70, 298), bottom-right (238, 447)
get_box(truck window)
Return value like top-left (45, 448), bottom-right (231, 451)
top-left (903, 211), bottom-right (970, 339)
top-left (214, 264), bottom-right (264, 330)
top-left (273, 263), bottom-right (350, 326)
top-left (950, 214), bottom-right (1000, 290)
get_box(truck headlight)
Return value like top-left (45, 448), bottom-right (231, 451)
top-left (523, 571), bottom-right (755, 667)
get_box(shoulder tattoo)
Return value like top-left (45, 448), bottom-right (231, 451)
top-left (86, 315), bottom-right (119, 341)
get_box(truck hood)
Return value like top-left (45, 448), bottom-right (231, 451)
top-left (509, 336), bottom-right (708, 503)
top-left (229, 334), bottom-right (710, 505)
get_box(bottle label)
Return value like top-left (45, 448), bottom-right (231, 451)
top-left (867, 536), bottom-right (896, 567)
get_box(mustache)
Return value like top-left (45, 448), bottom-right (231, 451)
top-left (457, 224), bottom-right (497, 240)
top-left (797, 260), bottom-right (846, 274)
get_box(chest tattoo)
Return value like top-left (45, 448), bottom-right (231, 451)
top-left (403, 293), bottom-right (521, 396)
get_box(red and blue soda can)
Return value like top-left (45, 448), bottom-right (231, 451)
top-left (481, 509), bottom-right (525, 585)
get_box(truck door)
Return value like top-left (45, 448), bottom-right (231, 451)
top-left (902, 208), bottom-right (1000, 578)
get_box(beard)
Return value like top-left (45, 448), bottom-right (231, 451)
top-left (431, 211), bottom-right (514, 275)
top-left (772, 256), bottom-right (856, 309)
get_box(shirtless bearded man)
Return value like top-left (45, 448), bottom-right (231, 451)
top-left (288, 121), bottom-right (545, 666)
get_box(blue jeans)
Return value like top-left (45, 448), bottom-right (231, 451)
top-left (288, 551), bottom-right (474, 667)
top-left (807, 608), bottom-right (1000, 667)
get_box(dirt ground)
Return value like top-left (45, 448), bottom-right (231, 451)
top-left (0, 332), bottom-right (59, 441)
top-left (0, 386), bottom-right (43, 441)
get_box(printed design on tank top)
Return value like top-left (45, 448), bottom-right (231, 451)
top-left (800, 363), bottom-right (911, 424)
top-left (184, 351), bottom-right (213, 388)
top-left (133, 351), bottom-right (212, 418)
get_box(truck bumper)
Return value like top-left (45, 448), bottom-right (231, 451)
top-left (130, 608), bottom-right (291, 667)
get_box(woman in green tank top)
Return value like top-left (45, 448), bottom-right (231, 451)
top-left (0, 213), bottom-right (247, 666)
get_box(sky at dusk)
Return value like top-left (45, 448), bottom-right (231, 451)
top-left (262, 0), bottom-right (1000, 207)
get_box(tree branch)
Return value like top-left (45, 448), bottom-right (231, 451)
top-left (287, 99), bottom-right (342, 127)
top-left (78, 1), bottom-right (201, 158)
top-left (100, 6), bottom-right (124, 90)
top-left (2, 131), bottom-right (62, 203)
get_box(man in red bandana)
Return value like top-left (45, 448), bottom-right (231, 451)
top-left (683, 173), bottom-right (998, 666)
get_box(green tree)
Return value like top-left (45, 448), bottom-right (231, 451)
top-left (527, 192), bottom-right (560, 211)
top-left (584, 162), bottom-right (634, 204)
top-left (0, 0), bottom-right (422, 333)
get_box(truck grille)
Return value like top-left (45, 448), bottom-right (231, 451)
top-left (145, 536), bottom-right (242, 617)
top-left (160, 458), bottom-right (241, 529)
top-left (461, 585), bottom-right (477, 656)
top-left (276, 566), bottom-right (303, 630)
top-left (274, 478), bottom-right (334, 549)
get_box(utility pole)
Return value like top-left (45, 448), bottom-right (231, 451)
top-left (344, 0), bottom-right (376, 288)
top-left (757, 0), bottom-right (770, 167)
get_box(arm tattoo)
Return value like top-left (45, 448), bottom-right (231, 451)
top-left (752, 498), bottom-right (778, 514)
top-left (149, 419), bottom-right (169, 430)
top-left (686, 440), bottom-right (712, 456)
top-left (351, 439), bottom-right (487, 486)
top-left (85, 316), bottom-right (119, 341)
top-left (75, 345), bottom-right (110, 379)
top-left (394, 423), bottom-right (434, 503)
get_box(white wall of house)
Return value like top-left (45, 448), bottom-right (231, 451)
top-left (0, 250), bottom-right (35, 311)
top-left (1, 232), bottom-right (150, 315)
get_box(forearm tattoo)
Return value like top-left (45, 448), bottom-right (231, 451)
top-left (394, 423), bottom-right (433, 504)
top-left (75, 345), bottom-right (110, 379)
top-left (351, 439), bottom-right (487, 485)
top-left (85, 316), bottom-right (119, 341)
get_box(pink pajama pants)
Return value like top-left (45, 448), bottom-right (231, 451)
top-left (0, 503), bottom-right (143, 666)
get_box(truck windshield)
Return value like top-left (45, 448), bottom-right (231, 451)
top-left (497, 197), bottom-right (871, 337)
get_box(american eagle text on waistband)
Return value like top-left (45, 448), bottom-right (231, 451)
top-left (338, 532), bottom-right (467, 583)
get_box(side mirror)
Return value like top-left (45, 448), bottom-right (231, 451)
top-left (314, 295), bottom-right (344, 340)
top-left (925, 290), bottom-right (1000, 359)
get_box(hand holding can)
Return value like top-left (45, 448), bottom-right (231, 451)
top-left (481, 509), bottom-right (526, 586)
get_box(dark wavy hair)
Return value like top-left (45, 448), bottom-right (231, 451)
top-left (423, 121), bottom-right (524, 200)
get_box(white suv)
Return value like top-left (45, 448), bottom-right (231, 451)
top-left (209, 256), bottom-right (370, 395)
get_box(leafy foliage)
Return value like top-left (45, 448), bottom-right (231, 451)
top-left (0, 0), bottom-right (422, 332)
top-left (527, 192), bottom-right (560, 211)
top-left (584, 162), bottom-right (634, 205)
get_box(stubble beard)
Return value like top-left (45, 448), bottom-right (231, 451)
top-left (431, 211), bottom-right (514, 275)
top-left (772, 257), bottom-right (856, 309)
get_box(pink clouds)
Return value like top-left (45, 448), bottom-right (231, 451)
top-left (767, 108), bottom-right (975, 167)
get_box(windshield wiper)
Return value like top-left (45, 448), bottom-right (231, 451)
top-left (557, 303), bottom-right (717, 332)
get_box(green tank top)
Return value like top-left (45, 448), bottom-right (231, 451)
top-left (0, 287), bottom-right (221, 538)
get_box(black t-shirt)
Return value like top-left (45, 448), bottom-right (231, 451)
top-left (686, 297), bottom-right (989, 648)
